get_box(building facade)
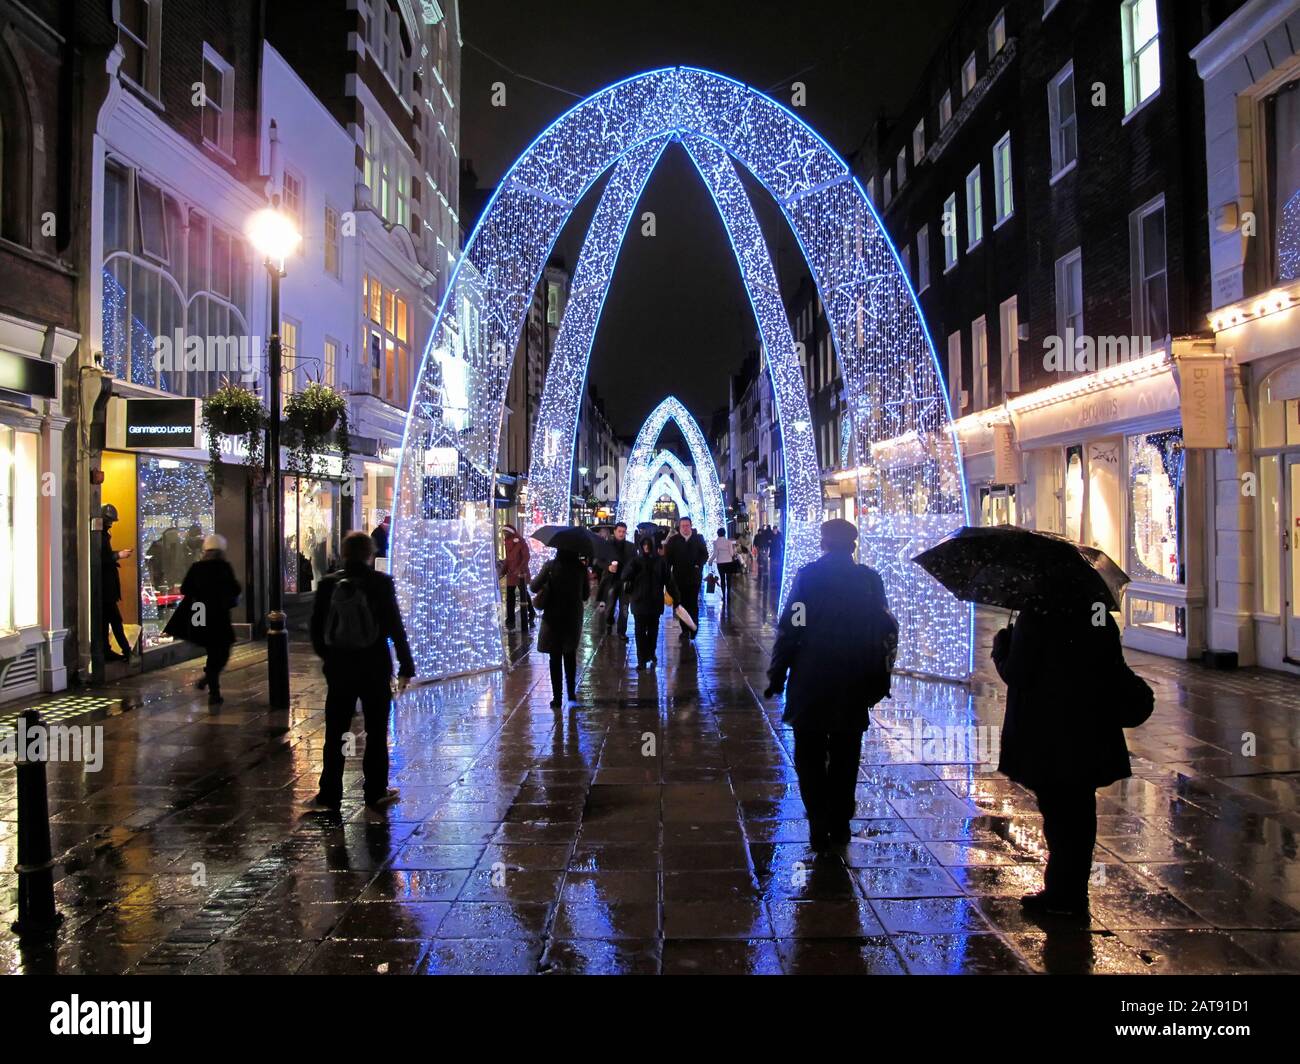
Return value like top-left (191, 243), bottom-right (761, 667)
top-left (1193, 0), bottom-right (1300, 672)
top-left (856, 0), bottom-right (1244, 660)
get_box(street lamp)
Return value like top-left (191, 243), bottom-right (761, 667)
top-left (247, 202), bottom-right (301, 709)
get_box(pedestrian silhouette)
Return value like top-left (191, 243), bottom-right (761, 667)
top-left (992, 604), bottom-right (1138, 919)
top-left (164, 533), bottom-right (240, 705)
top-left (766, 518), bottom-right (897, 851)
top-left (500, 524), bottom-right (535, 630)
top-left (664, 516), bottom-right (708, 640)
top-left (530, 547), bottom-right (589, 707)
top-left (622, 533), bottom-right (680, 670)
top-left (309, 530), bottom-right (415, 811)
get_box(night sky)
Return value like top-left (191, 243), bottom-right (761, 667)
top-left (459, 0), bottom-right (965, 435)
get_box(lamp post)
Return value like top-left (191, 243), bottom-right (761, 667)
top-left (247, 203), bottom-right (301, 709)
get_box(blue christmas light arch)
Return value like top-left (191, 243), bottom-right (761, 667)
top-left (394, 67), bottom-right (971, 681)
top-left (631, 449), bottom-right (705, 527)
top-left (639, 473), bottom-right (693, 526)
top-left (617, 396), bottom-right (726, 548)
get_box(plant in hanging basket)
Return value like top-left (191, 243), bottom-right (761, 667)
top-left (284, 381), bottom-right (351, 481)
top-left (201, 382), bottom-right (266, 494)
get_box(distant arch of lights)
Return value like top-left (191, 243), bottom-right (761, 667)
top-left (617, 396), bottom-right (726, 549)
top-left (393, 67), bottom-right (971, 682)
top-left (631, 449), bottom-right (706, 528)
top-left (639, 474), bottom-right (693, 525)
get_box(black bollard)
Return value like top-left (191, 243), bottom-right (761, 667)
top-left (11, 710), bottom-right (63, 936)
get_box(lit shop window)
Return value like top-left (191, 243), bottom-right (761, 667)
top-left (1127, 428), bottom-right (1183, 584)
top-left (138, 457), bottom-right (214, 651)
top-left (282, 476), bottom-right (341, 593)
top-left (0, 426), bottom-right (39, 633)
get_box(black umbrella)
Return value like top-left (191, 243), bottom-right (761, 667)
top-left (912, 524), bottom-right (1130, 612)
top-left (530, 524), bottom-right (613, 562)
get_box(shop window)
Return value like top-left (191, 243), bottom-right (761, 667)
top-left (0, 426), bottom-right (39, 633)
top-left (138, 457), bottom-right (214, 651)
top-left (1064, 444), bottom-right (1084, 542)
top-left (1265, 79), bottom-right (1300, 283)
top-left (282, 476), bottom-right (342, 594)
top-left (1128, 595), bottom-right (1184, 635)
top-left (1127, 429), bottom-right (1183, 584)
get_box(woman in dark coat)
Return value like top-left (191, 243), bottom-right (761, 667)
top-left (165, 533), bottom-right (241, 705)
top-left (530, 548), bottom-right (588, 707)
top-left (621, 534), bottom-right (679, 670)
top-left (992, 604), bottom-right (1132, 918)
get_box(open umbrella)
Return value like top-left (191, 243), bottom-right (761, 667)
top-left (912, 524), bottom-right (1130, 612)
top-left (530, 524), bottom-right (615, 563)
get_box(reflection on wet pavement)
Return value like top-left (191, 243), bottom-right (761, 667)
top-left (3, 579), bottom-right (1300, 975)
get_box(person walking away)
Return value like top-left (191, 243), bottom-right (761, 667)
top-left (992, 605), bottom-right (1133, 919)
top-left (600, 522), bottom-right (634, 639)
top-left (530, 547), bottom-right (588, 707)
top-left (623, 534), bottom-right (679, 669)
top-left (164, 534), bottom-right (241, 705)
top-left (500, 524), bottom-right (534, 630)
top-left (100, 504), bottom-right (133, 662)
top-left (708, 527), bottom-right (738, 606)
top-left (309, 531), bottom-right (415, 811)
top-left (664, 516), bottom-right (708, 640)
top-left (754, 525), bottom-right (772, 574)
top-left (765, 519), bottom-right (897, 850)
top-left (371, 514), bottom-right (391, 559)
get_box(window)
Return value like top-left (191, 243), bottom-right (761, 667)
top-left (1048, 62), bottom-right (1078, 177)
top-left (972, 315), bottom-right (988, 410)
top-left (117, 0), bottom-right (161, 97)
top-left (200, 46), bottom-right (234, 157)
top-left (361, 274), bottom-right (411, 407)
top-left (916, 223), bottom-right (931, 292)
top-left (939, 90), bottom-right (953, 129)
top-left (901, 244), bottom-right (911, 279)
top-left (896, 147), bottom-right (907, 190)
top-left (280, 318), bottom-right (299, 405)
top-left (1265, 80), bottom-right (1300, 283)
top-left (993, 132), bottom-right (1013, 224)
top-left (324, 204), bottom-right (340, 278)
top-left (1121, 0), bottom-right (1161, 115)
top-left (942, 193), bottom-right (958, 270)
top-left (1055, 248), bottom-right (1084, 349)
top-left (999, 295), bottom-right (1020, 396)
top-left (547, 282), bottom-right (562, 325)
top-left (988, 9), bottom-right (1007, 58)
top-left (1130, 195), bottom-right (1168, 341)
top-left (136, 177), bottom-right (170, 263)
top-left (282, 169), bottom-right (304, 230)
top-left (0, 426), bottom-right (39, 634)
top-left (965, 165), bottom-right (983, 248)
top-left (947, 331), bottom-right (964, 412)
top-left (912, 119), bottom-right (926, 165)
top-left (867, 176), bottom-right (877, 204)
top-left (1127, 429), bottom-right (1184, 586)
top-left (395, 158), bottom-right (409, 228)
top-left (363, 119), bottom-right (378, 205)
top-left (962, 53), bottom-right (978, 97)
top-left (883, 170), bottom-right (893, 207)
top-left (323, 337), bottom-right (339, 389)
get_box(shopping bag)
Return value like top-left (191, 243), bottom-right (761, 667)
top-left (674, 605), bottom-right (696, 632)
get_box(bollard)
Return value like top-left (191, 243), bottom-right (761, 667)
top-left (11, 710), bottom-right (63, 936)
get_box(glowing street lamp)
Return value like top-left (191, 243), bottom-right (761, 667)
top-left (246, 198), bottom-right (301, 710)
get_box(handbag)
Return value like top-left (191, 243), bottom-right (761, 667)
top-left (1112, 660), bottom-right (1155, 728)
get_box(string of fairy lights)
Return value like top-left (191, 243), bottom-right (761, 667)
top-left (393, 67), bottom-right (971, 682)
top-left (630, 449), bottom-right (705, 527)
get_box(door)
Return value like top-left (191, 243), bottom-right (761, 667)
top-left (1285, 455), bottom-right (1300, 659)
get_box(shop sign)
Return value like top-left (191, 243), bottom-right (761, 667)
top-left (0, 349), bottom-right (56, 398)
top-left (1178, 355), bottom-right (1228, 449)
top-left (993, 424), bottom-right (1021, 484)
top-left (124, 398), bottom-right (198, 449)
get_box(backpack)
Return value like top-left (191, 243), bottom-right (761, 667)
top-left (324, 576), bottom-right (380, 650)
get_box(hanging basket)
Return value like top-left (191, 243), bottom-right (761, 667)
top-left (284, 381), bottom-right (351, 481)
top-left (201, 383), bottom-right (267, 495)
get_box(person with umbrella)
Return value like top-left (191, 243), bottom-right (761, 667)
top-left (529, 526), bottom-right (592, 707)
top-left (913, 525), bottom-right (1150, 919)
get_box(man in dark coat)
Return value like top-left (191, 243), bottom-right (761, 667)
top-left (766, 519), bottom-right (895, 850)
top-left (663, 516), bottom-right (708, 640)
top-left (992, 605), bottom-right (1132, 919)
top-left (530, 548), bottom-right (589, 707)
top-left (100, 503), bottom-right (133, 661)
top-left (309, 530), bottom-right (415, 811)
top-left (599, 522), bottom-right (635, 639)
top-left (370, 515), bottom-right (390, 559)
top-left (622, 534), bottom-right (680, 669)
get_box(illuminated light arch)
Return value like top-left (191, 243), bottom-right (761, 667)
top-left (639, 473), bottom-right (693, 525)
top-left (617, 396), bottom-right (726, 548)
top-left (630, 449), bottom-right (705, 527)
top-left (394, 67), bottom-right (971, 682)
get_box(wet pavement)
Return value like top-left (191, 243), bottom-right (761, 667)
top-left (2, 575), bottom-right (1300, 975)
